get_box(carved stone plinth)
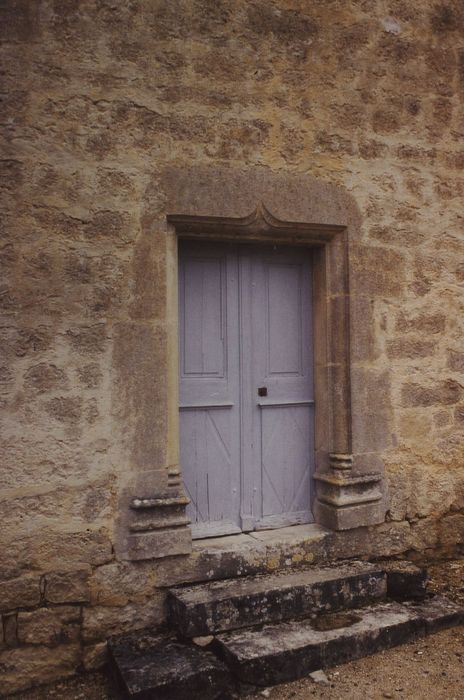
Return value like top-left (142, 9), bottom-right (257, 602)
top-left (314, 455), bottom-right (384, 531)
top-left (127, 476), bottom-right (192, 560)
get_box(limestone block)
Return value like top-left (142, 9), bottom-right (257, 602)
top-left (3, 613), bottom-right (18, 647)
top-left (437, 513), bottom-right (464, 554)
top-left (156, 533), bottom-right (268, 587)
top-left (382, 561), bottom-right (427, 601)
top-left (83, 641), bottom-right (108, 671)
top-left (316, 500), bottom-right (385, 531)
top-left (0, 575), bottom-right (40, 613)
top-left (112, 321), bottom-right (167, 470)
top-left (327, 522), bottom-right (413, 561)
top-left (0, 483), bottom-right (113, 532)
top-left (0, 644), bottom-right (80, 696)
top-left (351, 368), bottom-right (393, 453)
top-left (66, 323), bottom-right (108, 356)
top-left (410, 518), bottom-right (439, 553)
top-left (396, 311), bottom-right (446, 334)
top-left (350, 296), bottom-right (379, 362)
top-left (82, 594), bottom-right (165, 643)
top-left (401, 380), bottom-right (464, 407)
top-left (386, 337), bottom-right (437, 359)
top-left (350, 245), bottom-right (405, 297)
top-left (23, 363), bottom-right (68, 393)
top-left (89, 561), bottom-right (157, 606)
top-left (0, 325), bottom-right (52, 360)
top-left (44, 396), bottom-right (83, 424)
top-left (130, 233), bottom-right (167, 321)
top-left (17, 606), bottom-right (81, 645)
top-left (0, 435), bottom-right (103, 491)
top-left (36, 529), bottom-right (113, 569)
top-left (76, 362), bottom-right (103, 388)
top-left (127, 527), bottom-right (192, 561)
top-left (45, 566), bottom-right (91, 604)
top-left (448, 350), bottom-right (464, 372)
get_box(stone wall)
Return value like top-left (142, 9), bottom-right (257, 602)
top-left (1, 0), bottom-right (464, 693)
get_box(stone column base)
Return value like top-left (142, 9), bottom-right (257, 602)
top-left (314, 456), bottom-right (384, 530)
top-left (127, 493), bottom-right (192, 561)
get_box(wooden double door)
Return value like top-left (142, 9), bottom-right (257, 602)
top-left (179, 241), bottom-right (315, 538)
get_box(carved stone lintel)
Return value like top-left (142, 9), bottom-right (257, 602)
top-left (168, 202), bottom-right (344, 246)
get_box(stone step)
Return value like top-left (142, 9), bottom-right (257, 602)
top-left (108, 631), bottom-right (234, 700)
top-left (214, 595), bottom-right (464, 688)
top-left (167, 561), bottom-right (387, 637)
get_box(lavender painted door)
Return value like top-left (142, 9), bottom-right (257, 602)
top-left (179, 243), bottom-right (241, 538)
top-left (179, 242), bottom-right (314, 538)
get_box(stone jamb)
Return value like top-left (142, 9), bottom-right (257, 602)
top-left (122, 167), bottom-right (385, 560)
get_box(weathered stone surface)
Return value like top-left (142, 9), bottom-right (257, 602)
top-left (168, 563), bottom-right (387, 637)
top-left (386, 338), bottom-right (437, 360)
top-left (351, 368), bottom-right (393, 453)
top-left (0, 644), bottom-right (81, 696)
top-left (401, 380), bottom-right (464, 407)
top-left (89, 561), bottom-right (157, 606)
top-left (0, 575), bottom-right (40, 613)
top-left (314, 469), bottom-right (384, 531)
top-left (126, 527), bottom-right (192, 561)
top-left (17, 606), bottom-right (81, 645)
top-left (396, 312), bottom-right (446, 334)
top-left (109, 632), bottom-right (233, 700)
top-left (3, 613), bottom-right (18, 647)
top-left (382, 561), bottom-right (428, 601)
top-left (403, 595), bottom-right (464, 633)
top-left (149, 527), bottom-right (328, 588)
top-left (327, 522), bottom-right (414, 561)
top-left (66, 324), bottom-right (108, 356)
top-left (112, 321), bottom-right (168, 472)
top-left (0, 528), bottom-right (113, 582)
top-left (350, 245), bottom-right (405, 297)
top-left (214, 597), bottom-right (464, 687)
top-left (44, 567), bottom-right (91, 604)
top-left (82, 641), bottom-right (108, 671)
top-left (316, 499), bottom-right (385, 531)
top-left (82, 595), bottom-right (165, 643)
top-left (23, 363), bottom-right (68, 393)
top-left (3, 1), bottom-right (464, 693)
top-left (448, 350), bottom-right (464, 372)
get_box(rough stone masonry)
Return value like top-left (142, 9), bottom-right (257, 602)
top-left (1, 0), bottom-right (464, 694)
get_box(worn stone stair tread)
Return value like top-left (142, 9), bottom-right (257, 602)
top-left (108, 631), bottom-right (233, 700)
top-left (214, 595), bottom-right (464, 687)
top-left (168, 561), bottom-right (387, 636)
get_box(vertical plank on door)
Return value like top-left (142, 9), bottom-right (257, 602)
top-left (179, 243), bottom-right (241, 538)
top-left (243, 247), bottom-right (314, 529)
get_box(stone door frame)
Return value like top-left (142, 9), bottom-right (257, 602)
top-left (122, 167), bottom-right (385, 561)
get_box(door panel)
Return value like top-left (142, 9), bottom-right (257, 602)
top-left (267, 262), bottom-right (303, 375)
top-left (179, 242), bottom-right (314, 538)
top-left (260, 404), bottom-right (313, 526)
top-left (242, 247), bottom-right (314, 530)
top-left (179, 243), bottom-right (241, 538)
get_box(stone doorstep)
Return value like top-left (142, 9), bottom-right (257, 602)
top-left (192, 522), bottom-right (329, 556)
top-left (167, 562), bottom-right (387, 637)
top-left (108, 596), bottom-right (464, 699)
top-left (214, 596), bottom-right (464, 688)
top-left (381, 560), bottom-right (428, 601)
